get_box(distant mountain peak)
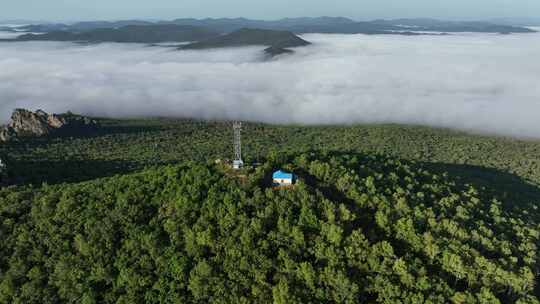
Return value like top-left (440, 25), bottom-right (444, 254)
top-left (180, 28), bottom-right (310, 52)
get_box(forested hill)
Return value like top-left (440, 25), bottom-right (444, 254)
top-left (180, 28), bottom-right (310, 50)
top-left (0, 118), bottom-right (539, 302)
top-left (1, 152), bottom-right (539, 303)
top-left (14, 24), bottom-right (220, 43)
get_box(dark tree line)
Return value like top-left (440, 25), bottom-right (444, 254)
top-left (1, 118), bottom-right (539, 187)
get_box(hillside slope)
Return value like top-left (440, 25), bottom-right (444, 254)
top-left (1, 152), bottom-right (538, 303)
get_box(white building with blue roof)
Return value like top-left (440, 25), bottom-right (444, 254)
top-left (272, 170), bottom-right (295, 186)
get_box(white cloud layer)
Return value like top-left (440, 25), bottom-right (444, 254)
top-left (0, 32), bottom-right (540, 138)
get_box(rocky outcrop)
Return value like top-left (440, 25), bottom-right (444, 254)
top-left (0, 127), bottom-right (17, 143)
top-left (0, 109), bottom-right (98, 142)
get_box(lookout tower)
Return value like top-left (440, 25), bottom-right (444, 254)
top-left (232, 121), bottom-right (244, 170)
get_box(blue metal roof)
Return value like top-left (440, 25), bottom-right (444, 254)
top-left (273, 170), bottom-right (293, 179)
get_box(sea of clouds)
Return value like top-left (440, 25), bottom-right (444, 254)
top-left (0, 30), bottom-right (539, 138)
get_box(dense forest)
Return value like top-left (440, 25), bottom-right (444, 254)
top-left (1, 118), bottom-right (539, 187)
top-left (1, 118), bottom-right (540, 303)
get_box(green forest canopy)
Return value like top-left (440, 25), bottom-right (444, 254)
top-left (0, 118), bottom-right (539, 303)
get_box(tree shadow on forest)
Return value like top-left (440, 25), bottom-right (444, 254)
top-left (418, 161), bottom-right (540, 211)
top-left (0, 122), bottom-right (173, 161)
top-left (52, 122), bottom-right (168, 139)
top-left (3, 120), bottom-right (170, 148)
top-left (3, 158), bottom-right (143, 186)
top-left (312, 150), bottom-right (540, 211)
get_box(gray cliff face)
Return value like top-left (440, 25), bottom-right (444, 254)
top-left (0, 109), bottom-right (98, 142)
top-left (9, 109), bottom-right (52, 137)
top-left (0, 127), bottom-right (17, 142)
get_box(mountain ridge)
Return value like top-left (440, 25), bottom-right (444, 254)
top-left (11, 17), bottom-right (535, 35)
top-left (14, 24), bottom-right (220, 43)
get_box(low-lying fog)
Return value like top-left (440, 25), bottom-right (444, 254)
top-left (1, 30), bottom-right (540, 138)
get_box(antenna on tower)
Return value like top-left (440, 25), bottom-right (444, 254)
top-left (232, 121), bottom-right (244, 170)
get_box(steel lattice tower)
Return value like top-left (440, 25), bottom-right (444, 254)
top-left (232, 121), bottom-right (244, 169)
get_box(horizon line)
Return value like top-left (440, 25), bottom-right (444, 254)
top-left (1, 15), bottom-right (539, 24)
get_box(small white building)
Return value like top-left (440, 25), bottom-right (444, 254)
top-left (232, 159), bottom-right (244, 170)
top-left (273, 170), bottom-right (294, 186)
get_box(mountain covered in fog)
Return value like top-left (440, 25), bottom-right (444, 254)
top-left (10, 25), bottom-right (311, 56)
top-left (489, 17), bottom-right (540, 27)
top-left (180, 28), bottom-right (310, 54)
top-left (173, 17), bottom-right (534, 34)
top-left (14, 24), bottom-right (219, 43)
top-left (11, 17), bottom-right (536, 35)
top-left (369, 18), bottom-right (536, 33)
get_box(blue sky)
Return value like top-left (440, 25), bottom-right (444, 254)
top-left (2, 0), bottom-right (540, 21)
